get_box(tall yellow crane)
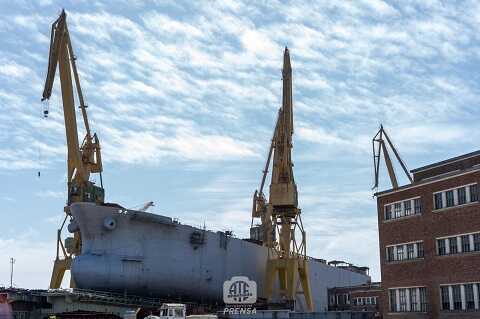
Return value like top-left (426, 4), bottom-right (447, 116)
top-left (252, 48), bottom-right (313, 311)
top-left (41, 10), bottom-right (104, 288)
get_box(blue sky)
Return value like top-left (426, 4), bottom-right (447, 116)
top-left (2, 0), bottom-right (480, 288)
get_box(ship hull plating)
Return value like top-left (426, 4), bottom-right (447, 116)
top-left (70, 203), bottom-right (369, 311)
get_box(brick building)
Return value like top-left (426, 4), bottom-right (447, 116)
top-left (376, 150), bottom-right (480, 318)
top-left (328, 282), bottom-right (382, 313)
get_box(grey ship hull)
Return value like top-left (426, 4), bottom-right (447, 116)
top-left (69, 202), bottom-right (369, 312)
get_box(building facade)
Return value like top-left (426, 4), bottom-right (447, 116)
top-left (376, 150), bottom-right (480, 318)
top-left (328, 282), bottom-right (382, 313)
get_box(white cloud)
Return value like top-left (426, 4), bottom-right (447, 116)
top-left (142, 13), bottom-right (205, 39)
top-left (35, 190), bottom-right (65, 199)
top-left (0, 61), bottom-right (31, 78)
top-left (101, 126), bottom-right (259, 164)
top-left (240, 29), bottom-right (280, 57)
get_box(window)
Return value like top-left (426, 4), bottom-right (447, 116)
top-left (389, 290), bottom-right (396, 312)
top-left (417, 242), bottom-right (424, 258)
top-left (440, 283), bottom-right (480, 312)
top-left (446, 190), bottom-right (454, 207)
top-left (434, 184), bottom-right (478, 211)
top-left (458, 187), bottom-right (466, 205)
top-left (419, 287), bottom-right (427, 312)
top-left (394, 203), bottom-right (402, 218)
top-left (174, 308), bottom-right (183, 317)
top-left (435, 193), bottom-right (443, 209)
top-left (390, 287), bottom-right (427, 313)
top-left (399, 289), bottom-right (407, 311)
top-left (474, 233), bottom-right (480, 251)
top-left (410, 288), bottom-right (418, 311)
top-left (385, 205), bottom-right (392, 220)
top-left (449, 237), bottom-right (458, 254)
top-left (404, 200), bottom-right (412, 215)
top-left (397, 245), bottom-right (404, 261)
top-left (452, 285), bottom-right (462, 310)
top-left (461, 235), bottom-right (470, 253)
top-left (407, 244), bottom-right (414, 259)
top-left (388, 242), bottom-right (423, 261)
top-left (441, 286), bottom-right (450, 310)
top-left (386, 246), bottom-right (394, 262)
top-left (414, 198), bottom-right (422, 214)
top-left (438, 239), bottom-right (446, 256)
top-left (465, 284), bottom-right (475, 310)
top-left (470, 184), bottom-right (478, 202)
top-left (385, 198), bottom-right (421, 221)
top-left (440, 233), bottom-right (480, 255)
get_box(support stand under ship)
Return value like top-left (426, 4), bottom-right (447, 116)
top-left (40, 10), bottom-right (371, 313)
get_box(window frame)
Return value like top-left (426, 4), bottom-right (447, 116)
top-left (440, 286), bottom-right (450, 310)
top-left (410, 288), bottom-right (418, 311)
top-left (389, 286), bottom-right (427, 313)
top-left (399, 288), bottom-right (407, 312)
top-left (434, 192), bottom-right (443, 210)
top-left (396, 245), bottom-right (404, 261)
top-left (386, 246), bottom-right (394, 262)
top-left (404, 200), bottom-right (412, 216)
top-left (419, 287), bottom-right (427, 312)
top-left (386, 241), bottom-right (424, 262)
top-left (438, 238), bottom-right (446, 256)
top-left (385, 205), bottom-right (392, 220)
top-left (437, 231), bottom-right (480, 255)
top-left (407, 243), bottom-right (415, 259)
top-left (465, 284), bottom-right (475, 310)
top-left (474, 233), bottom-right (480, 251)
top-left (383, 197), bottom-right (422, 222)
top-left (452, 285), bottom-right (462, 310)
top-left (414, 198), bottom-right (422, 214)
top-left (458, 187), bottom-right (466, 205)
top-left (461, 235), bottom-right (470, 253)
top-left (449, 237), bottom-right (458, 254)
top-left (433, 183), bottom-right (478, 212)
top-left (417, 241), bottom-right (424, 258)
top-left (470, 184), bottom-right (478, 202)
top-left (445, 190), bottom-right (454, 207)
top-left (389, 290), bottom-right (396, 312)
top-left (394, 202), bottom-right (402, 218)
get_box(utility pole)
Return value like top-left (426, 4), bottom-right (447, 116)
top-left (10, 257), bottom-right (15, 288)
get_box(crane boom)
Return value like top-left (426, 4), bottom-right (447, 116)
top-left (372, 125), bottom-right (412, 190)
top-left (42, 9), bottom-right (103, 204)
top-left (41, 10), bottom-right (104, 289)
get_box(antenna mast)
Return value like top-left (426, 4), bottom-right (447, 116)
top-left (10, 258), bottom-right (15, 288)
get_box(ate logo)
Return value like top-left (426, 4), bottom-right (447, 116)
top-left (223, 276), bottom-right (257, 304)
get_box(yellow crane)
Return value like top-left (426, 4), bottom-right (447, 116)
top-left (372, 125), bottom-right (412, 190)
top-left (252, 48), bottom-right (313, 311)
top-left (41, 10), bottom-right (104, 288)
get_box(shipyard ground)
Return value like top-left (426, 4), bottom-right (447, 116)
top-left (1, 287), bottom-right (377, 319)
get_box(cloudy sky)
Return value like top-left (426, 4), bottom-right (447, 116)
top-left (2, 0), bottom-right (480, 288)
